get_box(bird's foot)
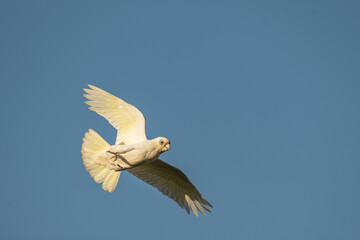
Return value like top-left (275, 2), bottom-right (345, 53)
top-left (107, 151), bottom-right (120, 162)
top-left (106, 162), bottom-right (124, 172)
top-left (115, 164), bottom-right (123, 172)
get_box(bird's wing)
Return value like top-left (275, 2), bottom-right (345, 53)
top-left (127, 159), bottom-right (212, 216)
top-left (84, 85), bottom-right (146, 144)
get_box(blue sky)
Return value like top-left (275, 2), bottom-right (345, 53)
top-left (0, 1), bottom-right (359, 239)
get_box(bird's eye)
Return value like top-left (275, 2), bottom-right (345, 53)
top-left (159, 140), bottom-right (164, 145)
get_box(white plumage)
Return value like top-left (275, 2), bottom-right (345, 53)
top-left (81, 85), bottom-right (212, 216)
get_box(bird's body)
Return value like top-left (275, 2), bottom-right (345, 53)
top-left (93, 138), bottom-right (170, 171)
top-left (81, 85), bottom-right (212, 216)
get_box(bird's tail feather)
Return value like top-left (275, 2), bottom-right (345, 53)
top-left (81, 129), bottom-right (120, 192)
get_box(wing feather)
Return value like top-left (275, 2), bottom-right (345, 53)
top-left (127, 159), bottom-right (212, 216)
top-left (84, 85), bottom-right (146, 144)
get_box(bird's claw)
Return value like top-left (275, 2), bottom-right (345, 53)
top-left (115, 164), bottom-right (123, 172)
top-left (107, 151), bottom-right (120, 161)
top-left (107, 151), bottom-right (131, 171)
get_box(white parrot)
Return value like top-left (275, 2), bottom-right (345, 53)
top-left (81, 85), bottom-right (212, 216)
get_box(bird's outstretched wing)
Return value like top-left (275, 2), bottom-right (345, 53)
top-left (84, 85), bottom-right (146, 144)
top-left (127, 159), bottom-right (213, 216)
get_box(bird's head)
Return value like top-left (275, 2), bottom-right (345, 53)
top-left (154, 137), bottom-right (171, 153)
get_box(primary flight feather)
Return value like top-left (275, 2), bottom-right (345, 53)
top-left (81, 85), bottom-right (212, 216)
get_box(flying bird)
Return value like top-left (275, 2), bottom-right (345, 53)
top-left (81, 85), bottom-right (212, 216)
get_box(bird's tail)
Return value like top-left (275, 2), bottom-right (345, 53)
top-left (81, 129), bottom-right (120, 192)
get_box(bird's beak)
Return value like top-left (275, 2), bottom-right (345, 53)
top-left (163, 142), bottom-right (171, 151)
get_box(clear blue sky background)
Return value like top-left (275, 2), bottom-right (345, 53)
top-left (0, 1), bottom-right (359, 239)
